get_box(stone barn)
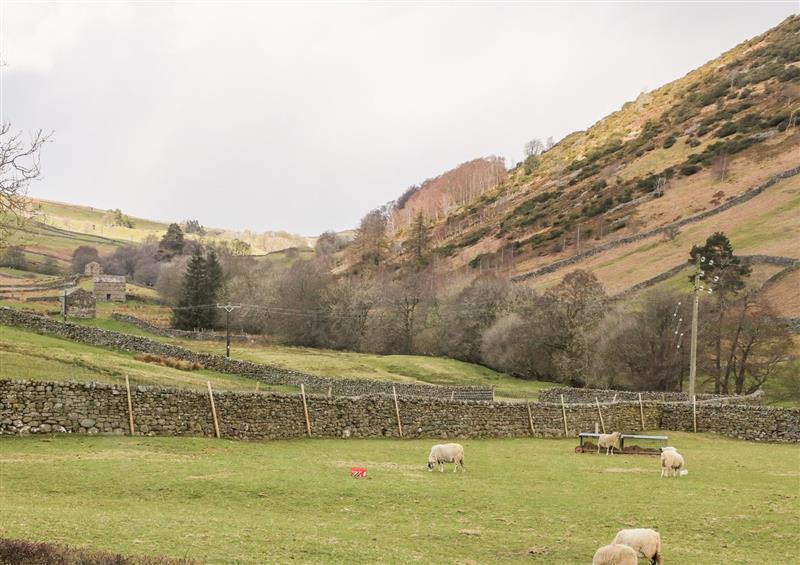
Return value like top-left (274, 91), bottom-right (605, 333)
top-left (84, 261), bottom-right (103, 277)
top-left (60, 287), bottom-right (96, 319)
top-left (93, 275), bottom-right (126, 302)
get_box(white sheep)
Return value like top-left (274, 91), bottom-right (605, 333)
top-left (660, 449), bottom-right (685, 478)
top-left (427, 443), bottom-right (464, 473)
top-left (597, 431), bottom-right (622, 455)
top-left (592, 543), bottom-right (638, 565)
top-left (612, 528), bottom-right (663, 565)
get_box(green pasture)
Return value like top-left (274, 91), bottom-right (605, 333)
top-left (0, 434), bottom-right (797, 564)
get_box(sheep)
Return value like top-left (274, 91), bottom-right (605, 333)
top-left (612, 528), bottom-right (663, 565)
top-left (427, 443), bottom-right (464, 473)
top-left (660, 449), bottom-right (685, 478)
top-left (597, 431), bottom-right (622, 455)
top-left (592, 543), bottom-right (638, 565)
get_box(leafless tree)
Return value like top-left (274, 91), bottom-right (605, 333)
top-left (524, 138), bottom-right (545, 157)
top-left (0, 123), bottom-right (50, 246)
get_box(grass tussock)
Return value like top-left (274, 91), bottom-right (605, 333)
top-left (133, 353), bottom-right (203, 371)
top-left (0, 538), bottom-right (193, 565)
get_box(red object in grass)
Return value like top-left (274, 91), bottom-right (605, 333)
top-left (351, 467), bottom-right (367, 478)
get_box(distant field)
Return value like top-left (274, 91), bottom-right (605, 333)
top-left (0, 433), bottom-right (797, 564)
top-left (0, 326), bottom-right (287, 393)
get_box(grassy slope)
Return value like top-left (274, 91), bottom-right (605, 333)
top-left (525, 173), bottom-right (800, 295)
top-left (0, 434), bottom-right (797, 564)
top-left (0, 326), bottom-right (288, 393)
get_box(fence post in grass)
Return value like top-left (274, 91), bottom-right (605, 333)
top-left (638, 393), bottom-right (645, 431)
top-left (560, 394), bottom-right (569, 437)
top-left (300, 384), bottom-right (312, 437)
top-left (595, 397), bottom-right (606, 434)
top-left (692, 394), bottom-right (697, 433)
top-left (255, 381), bottom-right (260, 393)
top-left (393, 386), bottom-right (404, 438)
top-left (327, 386), bottom-right (332, 398)
top-left (207, 381), bottom-right (220, 438)
top-left (125, 375), bottom-right (135, 436)
top-left (450, 391), bottom-right (455, 401)
top-left (612, 393), bottom-right (617, 403)
top-left (526, 400), bottom-right (535, 436)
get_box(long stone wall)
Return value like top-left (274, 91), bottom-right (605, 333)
top-left (538, 387), bottom-right (765, 405)
top-left (1, 379), bottom-right (797, 442)
top-left (110, 313), bottom-right (252, 343)
top-left (511, 166), bottom-right (800, 283)
top-left (0, 307), bottom-right (493, 401)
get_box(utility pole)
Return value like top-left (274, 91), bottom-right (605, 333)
top-left (576, 224), bottom-right (581, 253)
top-left (63, 288), bottom-right (68, 322)
top-left (688, 257), bottom-right (718, 397)
top-left (216, 304), bottom-right (241, 358)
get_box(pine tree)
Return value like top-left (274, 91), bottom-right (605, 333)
top-left (405, 212), bottom-right (431, 270)
top-left (203, 250), bottom-right (224, 327)
top-left (172, 253), bottom-right (207, 330)
top-left (157, 223), bottom-right (185, 261)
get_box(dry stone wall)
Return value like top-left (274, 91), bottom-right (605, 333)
top-left (2, 379), bottom-right (796, 442)
top-left (110, 313), bottom-right (252, 343)
top-left (538, 387), bottom-right (764, 405)
top-left (0, 307), bottom-right (493, 401)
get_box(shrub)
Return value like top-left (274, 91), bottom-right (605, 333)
top-left (663, 134), bottom-right (677, 148)
top-left (591, 179), bottom-right (608, 191)
top-left (681, 164), bottom-right (701, 176)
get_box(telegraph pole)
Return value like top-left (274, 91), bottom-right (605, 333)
top-left (688, 257), bottom-right (718, 398)
top-left (216, 304), bottom-right (241, 358)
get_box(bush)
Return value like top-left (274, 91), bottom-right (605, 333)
top-left (663, 135), bottom-right (677, 148)
top-left (681, 164), bottom-right (701, 176)
top-left (134, 353), bottom-right (204, 371)
top-left (591, 179), bottom-right (608, 191)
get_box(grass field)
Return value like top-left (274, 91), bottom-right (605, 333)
top-left (0, 433), bottom-right (797, 564)
top-left (0, 326), bottom-right (291, 393)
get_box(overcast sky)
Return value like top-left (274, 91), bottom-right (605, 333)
top-left (2, 2), bottom-right (797, 236)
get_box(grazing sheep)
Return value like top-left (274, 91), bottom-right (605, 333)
top-left (427, 443), bottom-right (464, 473)
top-left (592, 543), bottom-right (638, 565)
top-left (660, 449), bottom-right (685, 478)
top-left (597, 431), bottom-right (622, 455)
top-left (612, 528), bottom-right (663, 565)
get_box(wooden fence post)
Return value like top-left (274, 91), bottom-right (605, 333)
top-left (594, 397), bottom-right (606, 434)
top-left (300, 384), bottom-right (312, 437)
top-left (526, 401), bottom-right (535, 436)
top-left (393, 386), bottom-right (404, 438)
top-left (692, 395), bottom-right (697, 433)
top-left (327, 386), bottom-right (332, 398)
top-left (612, 393), bottom-right (617, 403)
top-left (255, 381), bottom-right (260, 393)
top-left (560, 394), bottom-right (569, 437)
top-left (450, 391), bottom-right (455, 401)
top-left (207, 381), bottom-right (220, 438)
top-left (125, 376), bottom-right (135, 436)
top-left (638, 393), bottom-right (645, 431)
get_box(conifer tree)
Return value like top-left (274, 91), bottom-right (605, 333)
top-left (405, 212), bottom-right (431, 270)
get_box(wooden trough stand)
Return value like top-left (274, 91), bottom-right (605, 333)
top-left (575, 432), bottom-right (668, 456)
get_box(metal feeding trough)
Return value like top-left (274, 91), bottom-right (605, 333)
top-left (575, 432), bottom-right (668, 456)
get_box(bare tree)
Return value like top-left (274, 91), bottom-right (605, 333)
top-left (0, 123), bottom-right (50, 246)
top-left (524, 138), bottom-right (545, 157)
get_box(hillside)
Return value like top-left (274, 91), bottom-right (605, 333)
top-left (6, 198), bottom-right (311, 271)
top-left (380, 15), bottom-right (799, 297)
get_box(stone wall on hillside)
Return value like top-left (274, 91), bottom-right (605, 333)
top-left (511, 165), bottom-right (800, 283)
top-left (538, 387), bottom-right (765, 405)
top-left (110, 313), bottom-right (251, 343)
top-left (0, 308), bottom-right (493, 401)
top-left (1, 379), bottom-right (797, 442)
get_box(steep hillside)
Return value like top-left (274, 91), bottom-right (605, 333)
top-left (385, 15), bottom-right (799, 294)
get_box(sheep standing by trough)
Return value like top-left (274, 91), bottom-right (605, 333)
top-left (660, 448), bottom-right (686, 478)
top-left (597, 431), bottom-right (622, 455)
top-left (427, 443), bottom-right (464, 473)
top-left (592, 543), bottom-right (638, 565)
top-left (612, 528), bottom-right (663, 565)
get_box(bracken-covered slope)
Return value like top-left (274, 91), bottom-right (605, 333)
top-left (387, 15), bottom-right (800, 294)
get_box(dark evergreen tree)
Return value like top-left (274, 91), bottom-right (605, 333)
top-left (157, 223), bottom-right (185, 261)
top-left (404, 212), bottom-right (431, 270)
top-left (172, 253), bottom-right (207, 330)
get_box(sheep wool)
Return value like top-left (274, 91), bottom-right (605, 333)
top-left (612, 528), bottom-right (663, 565)
top-left (597, 431), bottom-right (622, 455)
top-left (427, 443), bottom-right (465, 473)
top-left (592, 543), bottom-right (638, 565)
top-left (661, 450), bottom-right (686, 478)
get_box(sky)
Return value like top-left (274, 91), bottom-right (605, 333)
top-left (2, 2), bottom-right (797, 236)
